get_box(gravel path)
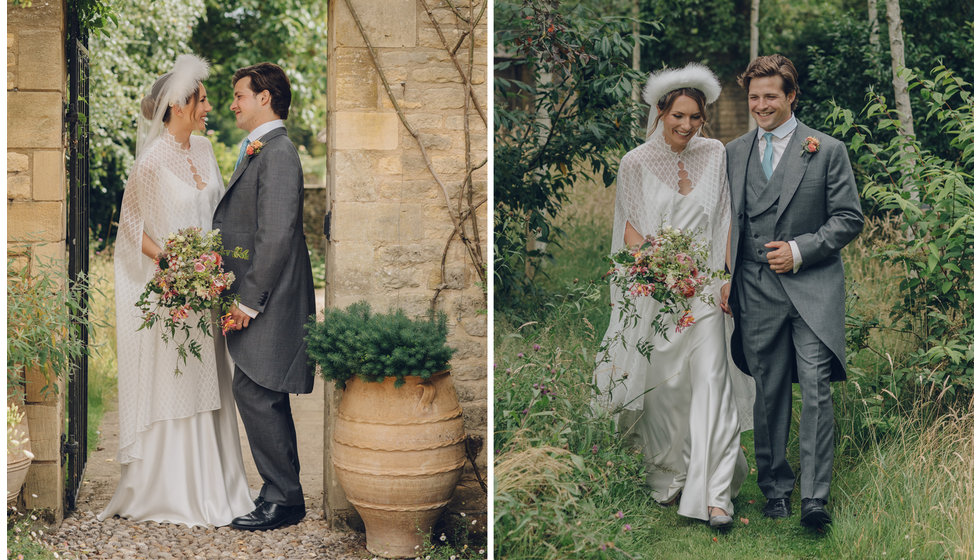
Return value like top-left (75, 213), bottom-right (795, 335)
top-left (41, 509), bottom-right (367, 560)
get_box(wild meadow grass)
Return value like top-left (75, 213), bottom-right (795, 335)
top-left (86, 247), bottom-right (119, 454)
top-left (494, 188), bottom-right (973, 559)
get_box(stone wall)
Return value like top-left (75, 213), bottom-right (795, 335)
top-left (324, 0), bottom-right (487, 524)
top-left (7, 0), bottom-right (68, 521)
top-left (713, 78), bottom-right (751, 144)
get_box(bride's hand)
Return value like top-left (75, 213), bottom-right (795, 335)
top-left (720, 282), bottom-right (732, 315)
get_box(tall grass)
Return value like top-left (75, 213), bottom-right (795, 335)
top-left (494, 182), bottom-right (973, 558)
top-left (87, 248), bottom-right (118, 454)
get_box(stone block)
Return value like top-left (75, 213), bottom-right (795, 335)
top-left (411, 66), bottom-right (461, 84)
top-left (334, 48), bottom-right (378, 111)
top-left (335, 112), bottom-right (400, 151)
top-left (7, 200), bottom-right (64, 242)
top-left (451, 360), bottom-right (485, 382)
top-left (329, 240), bottom-right (377, 292)
top-left (7, 172), bottom-right (31, 200)
top-left (7, 0), bottom-right (65, 29)
top-left (17, 30), bottom-right (64, 91)
top-left (377, 155), bottom-right (402, 175)
top-left (410, 86), bottom-right (464, 111)
top-left (8, 152), bottom-right (29, 172)
top-left (407, 113), bottom-right (444, 131)
top-left (336, 0), bottom-right (417, 48)
top-left (23, 460), bottom-right (64, 521)
top-left (450, 335), bottom-right (485, 360)
top-left (32, 149), bottom-right (65, 201)
top-left (453, 378), bottom-right (486, 404)
top-left (8, 91), bottom-right (63, 149)
top-left (399, 203), bottom-right (423, 241)
top-left (332, 152), bottom-right (380, 202)
top-left (24, 399), bottom-right (62, 462)
top-left (30, 242), bottom-right (66, 271)
top-left (25, 365), bottom-right (60, 404)
top-left (330, 202), bottom-right (378, 242)
top-left (461, 402), bottom-right (487, 429)
top-left (433, 154), bottom-right (466, 175)
top-left (420, 132), bottom-right (456, 151)
top-left (379, 179), bottom-right (441, 202)
top-left (460, 315), bottom-right (487, 337)
top-left (379, 243), bottom-right (441, 266)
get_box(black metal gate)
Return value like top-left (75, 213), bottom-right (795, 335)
top-left (64, 6), bottom-right (90, 512)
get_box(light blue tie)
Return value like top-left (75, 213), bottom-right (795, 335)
top-left (762, 132), bottom-right (774, 180)
top-left (234, 139), bottom-right (249, 170)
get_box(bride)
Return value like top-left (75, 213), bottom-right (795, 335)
top-left (594, 63), bottom-right (754, 530)
top-left (100, 54), bottom-right (254, 526)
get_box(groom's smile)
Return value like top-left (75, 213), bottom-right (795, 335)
top-left (747, 75), bottom-right (795, 132)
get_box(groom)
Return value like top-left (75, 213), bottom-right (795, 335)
top-left (720, 55), bottom-right (863, 529)
top-left (213, 62), bottom-right (316, 531)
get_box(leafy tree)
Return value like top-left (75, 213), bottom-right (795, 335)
top-left (638, 0), bottom-right (749, 82)
top-left (189, 0), bottom-right (327, 148)
top-left (494, 0), bottom-right (657, 306)
top-left (831, 65), bottom-right (973, 393)
top-left (88, 0), bottom-right (206, 242)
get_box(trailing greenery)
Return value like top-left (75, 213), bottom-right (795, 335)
top-left (7, 255), bottom-right (104, 400)
top-left (830, 65), bottom-right (973, 394)
top-left (305, 302), bottom-right (456, 389)
top-left (494, 0), bottom-right (656, 305)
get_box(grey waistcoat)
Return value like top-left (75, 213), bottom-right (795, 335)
top-left (740, 138), bottom-right (787, 264)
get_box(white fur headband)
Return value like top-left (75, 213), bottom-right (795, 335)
top-left (642, 63), bottom-right (722, 108)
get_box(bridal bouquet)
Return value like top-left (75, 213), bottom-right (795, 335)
top-left (135, 227), bottom-right (249, 375)
top-left (606, 226), bottom-right (717, 356)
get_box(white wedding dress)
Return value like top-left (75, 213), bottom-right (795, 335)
top-left (594, 124), bottom-right (755, 520)
top-left (100, 132), bottom-right (254, 527)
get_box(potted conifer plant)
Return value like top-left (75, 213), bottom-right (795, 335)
top-left (306, 302), bottom-right (464, 559)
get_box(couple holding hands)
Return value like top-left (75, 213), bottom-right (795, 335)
top-left (594, 54), bottom-right (863, 531)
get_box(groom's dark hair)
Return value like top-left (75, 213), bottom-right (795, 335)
top-left (234, 62), bottom-right (292, 120)
top-left (737, 54), bottom-right (800, 111)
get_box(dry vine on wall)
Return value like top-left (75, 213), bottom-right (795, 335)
top-left (342, 0), bottom-right (488, 311)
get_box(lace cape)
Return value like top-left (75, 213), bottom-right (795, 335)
top-left (594, 125), bottom-right (754, 428)
top-left (113, 132), bottom-right (226, 464)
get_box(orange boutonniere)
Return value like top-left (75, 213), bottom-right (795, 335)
top-left (800, 136), bottom-right (819, 156)
top-left (246, 140), bottom-right (264, 157)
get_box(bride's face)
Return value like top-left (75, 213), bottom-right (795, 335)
top-left (186, 84), bottom-right (212, 132)
top-left (660, 95), bottom-right (703, 152)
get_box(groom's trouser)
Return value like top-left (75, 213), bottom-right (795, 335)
top-left (233, 366), bottom-right (304, 506)
top-left (737, 261), bottom-right (835, 502)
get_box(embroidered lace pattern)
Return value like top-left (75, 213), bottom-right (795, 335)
top-left (114, 131), bottom-right (226, 464)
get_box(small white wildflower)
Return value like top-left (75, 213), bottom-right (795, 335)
top-left (439, 534), bottom-right (447, 542)
top-left (471, 519), bottom-right (477, 525)
top-left (460, 512), bottom-right (466, 517)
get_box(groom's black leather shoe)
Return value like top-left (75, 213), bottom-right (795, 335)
top-left (800, 498), bottom-right (831, 529)
top-left (762, 498), bottom-right (791, 519)
top-left (231, 501), bottom-right (305, 531)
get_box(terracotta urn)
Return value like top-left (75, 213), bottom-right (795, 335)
top-left (332, 370), bottom-right (465, 558)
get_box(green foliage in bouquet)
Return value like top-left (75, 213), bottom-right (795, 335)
top-left (305, 302), bottom-right (456, 389)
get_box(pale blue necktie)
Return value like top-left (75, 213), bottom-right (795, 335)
top-left (234, 138), bottom-right (249, 170)
top-left (762, 132), bottom-right (774, 180)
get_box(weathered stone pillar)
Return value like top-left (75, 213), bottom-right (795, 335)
top-left (324, 0), bottom-right (487, 528)
top-left (7, 0), bottom-right (69, 522)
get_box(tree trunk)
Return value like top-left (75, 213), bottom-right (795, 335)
top-left (868, 0), bottom-right (879, 50)
top-left (748, 0), bottom-right (759, 132)
top-left (632, 0), bottom-right (640, 103)
top-left (886, 0), bottom-right (914, 139)
top-left (885, 0), bottom-right (918, 205)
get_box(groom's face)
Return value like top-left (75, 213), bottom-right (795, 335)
top-left (747, 75), bottom-right (795, 132)
top-left (231, 77), bottom-right (264, 132)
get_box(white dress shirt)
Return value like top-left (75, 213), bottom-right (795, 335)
top-left (237, 119), bottom-right (286, 318)
top-left (757, 114), bottom-right (802, 273)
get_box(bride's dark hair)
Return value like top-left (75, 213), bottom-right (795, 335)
top-left (140, 75), bottom-right (201, 123)
top-left (649, 87), bottom-right (711, 138)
